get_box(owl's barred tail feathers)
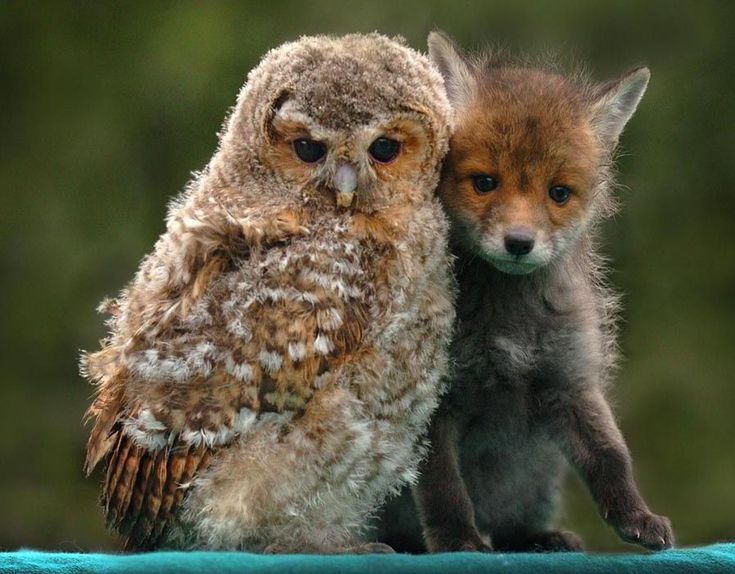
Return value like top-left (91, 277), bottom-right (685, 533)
top-left (105, 433), bottom-right (213, 550)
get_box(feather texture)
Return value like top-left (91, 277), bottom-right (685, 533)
top-left (81, 33), bottom-right (454, 553)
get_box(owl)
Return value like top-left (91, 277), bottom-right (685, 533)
top-left (81, 33), bottom-right (454, 553)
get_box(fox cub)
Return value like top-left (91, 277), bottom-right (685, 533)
top-left (379, 33), bottom-right (673, 553)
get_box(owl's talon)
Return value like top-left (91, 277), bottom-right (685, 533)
top-left (348, 542), bottom-right (396, 554)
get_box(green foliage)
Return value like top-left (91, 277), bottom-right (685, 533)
top-left (0, 0), bottom-right (732, 551)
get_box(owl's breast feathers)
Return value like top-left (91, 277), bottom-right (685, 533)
top-left (82, 204), bottom-right (426, 549)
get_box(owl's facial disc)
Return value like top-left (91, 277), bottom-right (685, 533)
top-left (334, 163), bottom-right (358, 208)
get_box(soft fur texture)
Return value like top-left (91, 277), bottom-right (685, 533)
top-left (81, 33), bottom-right (455, 553)
top-left (376, 32), bottom-right (672, 554)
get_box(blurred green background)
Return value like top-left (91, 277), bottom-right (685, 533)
top-left (1, 0), bottom-right (732, 553)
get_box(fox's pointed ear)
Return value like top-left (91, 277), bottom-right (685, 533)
top-left (428, 31), bottom-right (477, 112)
top-left (590, 66), bottom-right (650, 146)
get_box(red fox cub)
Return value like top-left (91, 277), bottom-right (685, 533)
top-left (378, 32), bottom-right (673, 553)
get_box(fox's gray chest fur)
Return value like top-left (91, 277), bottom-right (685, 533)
top-left (377, 251), bottom-right (672, 553)
top-left (446, 259), bottom-right (574, 536)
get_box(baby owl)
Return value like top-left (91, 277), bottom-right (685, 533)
top-left (81, 33), bottom-right (454, 553)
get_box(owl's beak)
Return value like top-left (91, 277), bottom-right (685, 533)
top-left (334, 163), bottom-right (358, 208)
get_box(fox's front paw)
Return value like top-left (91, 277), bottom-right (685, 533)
top-left (610, 510), bottom-right (674, 550)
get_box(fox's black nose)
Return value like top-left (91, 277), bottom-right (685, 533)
top-left (504, 231), bottom-right (535, 256)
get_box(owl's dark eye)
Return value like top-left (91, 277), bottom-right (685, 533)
top-left (472, 175), bottom-right (498, 194)
top-left (368, 137), bottom-right (401, 163)
top-left (293, 139), bottom-right (327, 163)
top-left (549, 185), bottom-right (572, 205)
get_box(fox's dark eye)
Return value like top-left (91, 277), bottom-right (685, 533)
top-left (294, 139), bottom-right (327, 163)
top-left (368, 137), bottom-right (400, 163)
top-left (472, 175), bottom-right (498, 194)
top-left (549, 185), bottom-right (572, 205)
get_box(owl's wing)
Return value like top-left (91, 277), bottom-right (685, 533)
top-left (84, 202), bottom-right (309, 473)
top-left (96, 306), bottom-right (368, 549)
top-left (84, 206), bottom-right (374, 549)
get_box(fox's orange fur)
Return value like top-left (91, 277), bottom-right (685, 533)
top-left (442, 71), bottom-right (600, 239)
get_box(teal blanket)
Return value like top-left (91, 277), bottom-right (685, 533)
top-left (2, 546), bottom-right (735, 574)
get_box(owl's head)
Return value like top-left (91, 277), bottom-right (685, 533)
top-left (214, 34), bottom-right (452, 213)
